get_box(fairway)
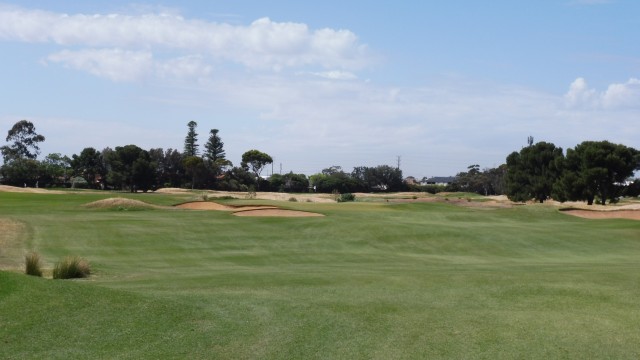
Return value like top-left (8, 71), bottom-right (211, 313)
top-left (1, 190), bottom-right (640, 359)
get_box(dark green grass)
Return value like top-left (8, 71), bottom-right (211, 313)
top-left (1, 192), bottom-right (640, 358)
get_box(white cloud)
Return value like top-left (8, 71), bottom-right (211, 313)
top-left (47, 48), bottom-right (154, 82)
top-left (306, 70), bottom-right (358, 80)
top-left (565, 77), bottom-right (640, 109)
top-left (47, 49), bottom-right (214, 82)
top-left (0, 5), bottom-right (372, 76)
top-left (602, 78), bottom-right (640, 108)
top-left (564, 77), bottom-right (598, 108)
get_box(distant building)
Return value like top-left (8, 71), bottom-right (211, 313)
top-left (421, 176), bottom-right (457, 186)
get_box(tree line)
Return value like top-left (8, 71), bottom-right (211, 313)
top-left (0, 120), bottom-right (406, 193)
top-left (504, 138), bottom-right (640, 205)
top-left (1, 121), bottom-right (638, 202)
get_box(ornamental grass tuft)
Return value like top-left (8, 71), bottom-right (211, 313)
top-left (53, 256), bottom-right (91, 279)
top-left (24, 252), bottom-right (43, 277)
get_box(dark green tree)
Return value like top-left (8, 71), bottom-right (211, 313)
top-left (184, 121), bottom-right (199, 157)
top-left (204, 129), bottom-right (225, 162)
top-left (0, 158), bottom-right (41, 186)
top-left (71, 148), bottom-right (105, 188)
top-left (241, 149), bottom-right (273, 189)
top-left (41, 153), bottom-right (72, 187)
top-left (183, 155), bottom-right (205, 190)
top-left (105, 145), bottom-right (156, 192)
top-left (350, 165), bottom-right (404, 192)
top-left (269, 172), bottom-right (309, 192)
top-left (505, 141), bottom-right (564, 203)
top-left (1, 120), bottom-right (46, 161)
top-left (554, 141), bottom-right (639, 205)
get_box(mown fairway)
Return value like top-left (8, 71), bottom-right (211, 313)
top-left (1, 191), bottom-right (640, 359)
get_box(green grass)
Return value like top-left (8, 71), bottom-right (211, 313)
top-left (1, 191), bottom-right (640, 358)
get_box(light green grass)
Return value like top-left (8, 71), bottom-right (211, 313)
top-left (1, 191), bottom-right (640, 359)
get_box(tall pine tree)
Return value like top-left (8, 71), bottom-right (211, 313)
top-left (183, 121), bottom-right (199, 157)
top-left (204, 129), bottom-right (225, 162)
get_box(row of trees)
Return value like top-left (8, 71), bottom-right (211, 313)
top-left (0, 120), bottom-right (405, 194)
top-left (505, 139), bottom-right (640, 205)
top-left (1, 121), bottom-right (638, 202)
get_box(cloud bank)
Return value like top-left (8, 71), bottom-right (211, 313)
top-left (565, 77), bottom-right (640, 109)
top-left (0, 5), bottom-right (371, 81)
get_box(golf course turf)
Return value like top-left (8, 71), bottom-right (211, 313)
top-left (1, 190), bottom-right (639, 359)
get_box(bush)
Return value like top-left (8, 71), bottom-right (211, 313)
top-left (337, 193), bottom-right (356, 202)
top-left (53, 256), bottom-right (91, 279)
top-left (25, 252), bottom-right (43, 277)
top-left (288, 197), bottom-right (298, 202)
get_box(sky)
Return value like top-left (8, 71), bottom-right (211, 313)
top-left (0, 0), bottom-right (638, 178)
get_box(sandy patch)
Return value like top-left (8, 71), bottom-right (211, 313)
top-left (560, 209), bottom-right (640, 221)
top-left (174, 201), bottom-right (278, 211)
top-left (232, 209), bottom-right (324, 217)
top-left (155, 188), bottom-right (336, 203)
top-left (175, 201), bottom-right (323, 217)
top-left (0, 185), bottom-right (65, 194)
top-left (84, 198), bottom-right (160, 210)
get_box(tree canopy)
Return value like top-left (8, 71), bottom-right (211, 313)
top-left (554, 141), bottom-right (639, 205)
top-left (505, 141), bottom-right (563, 203)
top-left (1, 120), bottom-right (45, 161)
top-left (241, 149), bottom-right (273, 178)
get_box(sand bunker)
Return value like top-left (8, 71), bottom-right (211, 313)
top-left (84, 198), bottom-right (160, 210)
top-left (561, 209), bottom-right (640, 221)
top-left (175, 201), bottom-right (323, 217)
top-left (232, 209), bottom-right (325, 217)
top-left (174, 201), bottom-right (234, 211)
top-left (175, 201), bottom-right (278, 211)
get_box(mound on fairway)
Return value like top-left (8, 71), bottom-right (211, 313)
top-left (84, 198), bottom-right (159, 210)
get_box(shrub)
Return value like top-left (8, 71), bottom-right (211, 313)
top-left (288, 197), bottom-right (298, 202)
top-left (337, 193), bottom-right (356, 202)
top-left (53, 256), bottom-right (91, 279)
top-left (25, 252), bottom-right (43, 277)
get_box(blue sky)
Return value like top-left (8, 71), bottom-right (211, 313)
top-left (0, 0), bottom-right (638, 178)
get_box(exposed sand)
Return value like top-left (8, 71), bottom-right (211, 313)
top-left (175, 201), bottom-right (322, 217)
top-left (156, 188), bottom-right (336, 203)
top-left (232, 209), bottom-right (325, 217)
top-left (560, 209), bottom-right (640, 220)
top-left (174, 201), bottom-right (278, 212)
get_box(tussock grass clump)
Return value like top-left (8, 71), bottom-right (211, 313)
top-left (84, 198), bottom-right (156, 211)
top-left (53, 256), bottom-right (91, 279)
top-left (25, 252), bottom-right (43, 277)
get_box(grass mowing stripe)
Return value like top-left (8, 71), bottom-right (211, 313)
top-left (1, 191), bottom-right (639, 358)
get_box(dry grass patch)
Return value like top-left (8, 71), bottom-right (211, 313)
top-left (0, 218), bottom-right (28, 269)
top-left (84, 198), bottom-right (160, 210)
